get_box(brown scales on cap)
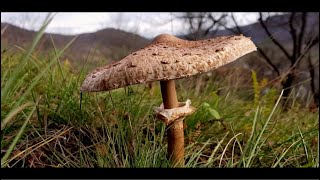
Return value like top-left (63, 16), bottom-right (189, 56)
top-left (80, 34), bottom-right (257, 92)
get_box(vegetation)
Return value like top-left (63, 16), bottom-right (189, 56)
top-left (1, 17), bottom-right (319, 168)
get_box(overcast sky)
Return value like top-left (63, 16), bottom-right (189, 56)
top-left (1, 12), bottom-right (260, 38)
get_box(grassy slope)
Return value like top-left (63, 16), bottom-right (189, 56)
top-left (1, 21), bottom-right (319, 168)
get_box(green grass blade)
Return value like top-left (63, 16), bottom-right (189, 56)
top-left (1, 105), bottom-right (37, 167)
top-left (1, 14), bottom-right (55, 103)
top-left (246, 90), bottom-right (284, 167)
top-left (272, 140), bottom-right (300, 167)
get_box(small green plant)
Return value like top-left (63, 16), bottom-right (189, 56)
top-left (251, 70), bottom-right (280, 115)
top-left (202, 91), bottom-right (221, 120)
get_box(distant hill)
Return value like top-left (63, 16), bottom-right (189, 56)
top-left (1, 23), bottom-right (151, 63)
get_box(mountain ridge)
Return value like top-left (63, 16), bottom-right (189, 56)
top-left (1, 22), bottom-right (151, 63)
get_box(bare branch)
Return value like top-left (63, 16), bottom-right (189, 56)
top-left (284, 34), bottom-right (319, 77)
top-left (200, 13), bottom-right (226, 37)
top-left (259, 12), bottom-right (292, 61)
top-left (218, 23), bottom-right (238, 34)
top-left (307, 54), bottom-right (319, 107)
top-left (179, 12), bottom-right (227, 40)
top-left (206, 13), bottom-right (227, 36)
top-left (289, 13), bottom-right (298, 63)
top-left (222, 13), bottom-right (281, 76)
top-left (257, 48), bottom-right (281, 76)
top-left (216, 13), bottom-right (241, 34)
top-left (231, 13), bottom-right (242, 34)
top-left (295, 35), bottom-right (319, 62)
top-left (297, 12), bottom-right (307, 55)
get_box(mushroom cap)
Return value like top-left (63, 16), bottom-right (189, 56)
top-left (80, 34), bottom-right (257, 92)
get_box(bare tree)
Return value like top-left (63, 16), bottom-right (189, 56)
top-left (224, 12), bottom-right (319, 107)
top-left (176, 12), bottom-right (228, 40)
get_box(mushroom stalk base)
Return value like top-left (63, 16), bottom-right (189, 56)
top-left (167, 120), bottom-right (184, 167)
top-left (154, 99), bottom-right (195, 167)
top-left (160, 80), bottom-right (184, 167)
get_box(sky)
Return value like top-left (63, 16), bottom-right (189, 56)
top-left (1, 12), bottom-right (260, 38)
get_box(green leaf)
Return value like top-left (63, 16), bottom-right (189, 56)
top-left (208, 108), bottom-right (221, 119)
top-left (202, 102), bottom-right (211, 108)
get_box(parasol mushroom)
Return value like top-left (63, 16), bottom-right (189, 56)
top-left (80, 34), bottom-right (257, 167)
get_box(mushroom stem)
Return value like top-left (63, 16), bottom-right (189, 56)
top-left (160, 80), bottom-right (185, 167)
top-left (160, 80), bottom-right (179, 109)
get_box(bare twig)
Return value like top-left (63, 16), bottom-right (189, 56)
top-left (289, 13), bottom-right (297, 63)
top-left (297, 13), bottom-right (307, 55)
top-left (259, 12), bottom-right (292, 61)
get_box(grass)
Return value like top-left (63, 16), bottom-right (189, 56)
top-left (1, 21), bottom-right (319, 168)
